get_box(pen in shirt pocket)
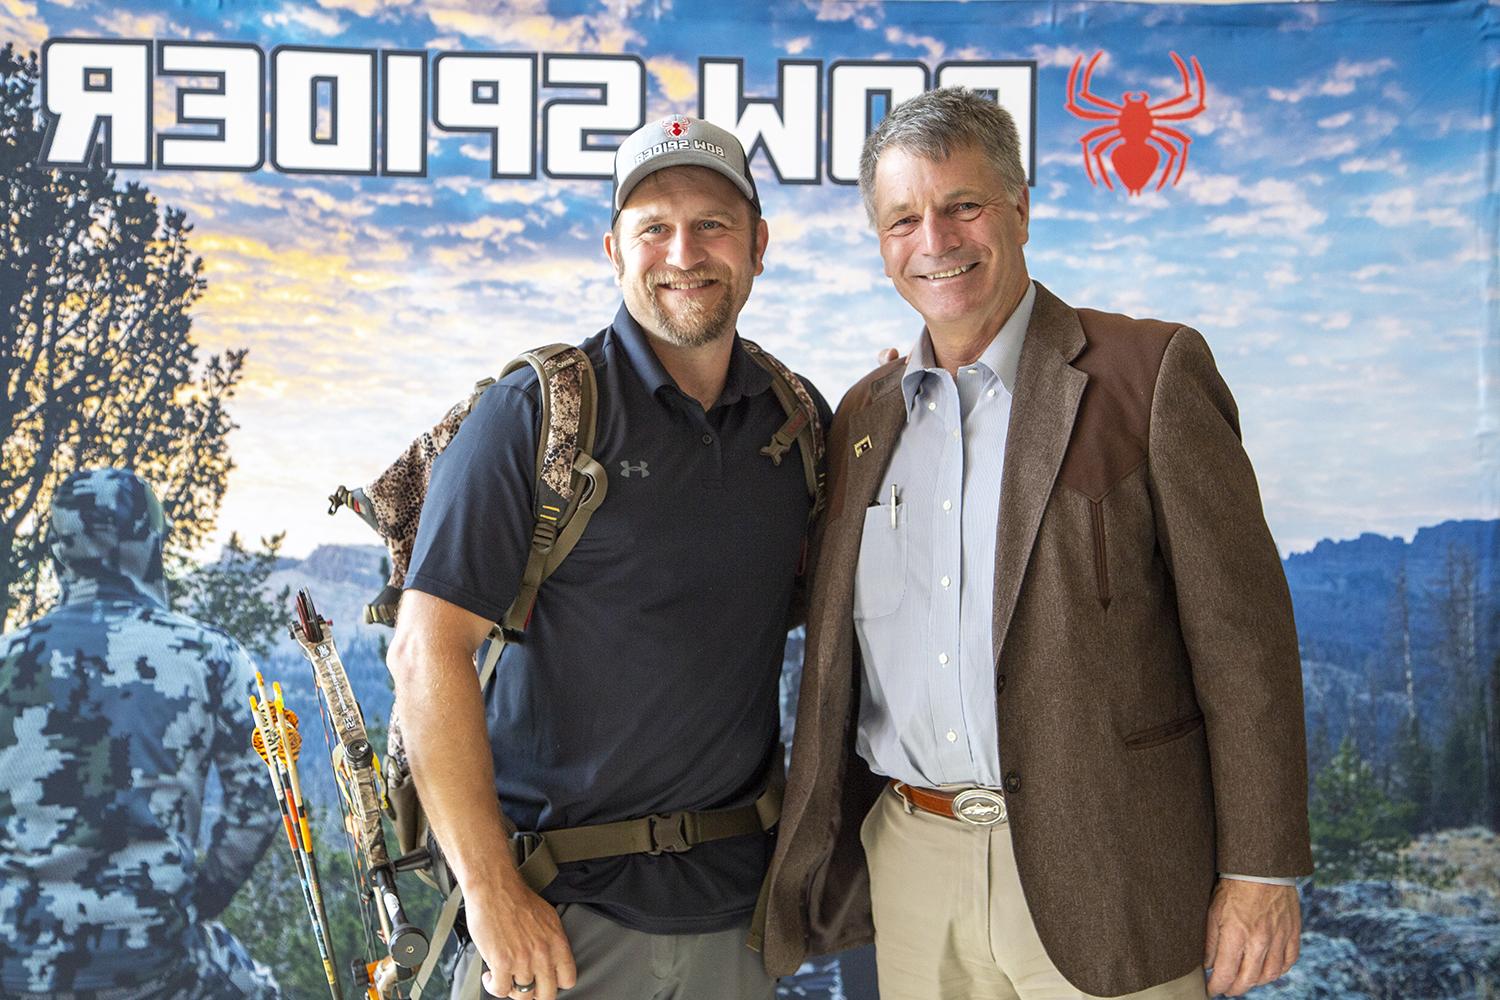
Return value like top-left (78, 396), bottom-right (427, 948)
top-left (867, 484), bottom-right (903, 527)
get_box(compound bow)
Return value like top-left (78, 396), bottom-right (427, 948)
top-left (290, 587), bottom-right (432, 998)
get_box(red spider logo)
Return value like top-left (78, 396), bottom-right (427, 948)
top-left (662, 115), bottom-right (691, 138)
top-left (1065, 51), bottom-right (1207, 195)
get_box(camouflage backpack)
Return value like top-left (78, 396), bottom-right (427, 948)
top-left (327, 340), bottom-right (824, 992)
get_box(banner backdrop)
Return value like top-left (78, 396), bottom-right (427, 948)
top-left (3, 0), bottom-right (1499, 997)
top-left (6, 0), bottom-right (1492, 560)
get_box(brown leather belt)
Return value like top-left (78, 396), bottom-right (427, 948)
top-left (891, 780), bottom-right (1008, 826)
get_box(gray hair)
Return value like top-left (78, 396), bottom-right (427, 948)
top-left (857, 87), bottom-right (1027, 225)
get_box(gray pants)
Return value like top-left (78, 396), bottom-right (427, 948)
top-left (451, 903), bottom-right (774, 1000)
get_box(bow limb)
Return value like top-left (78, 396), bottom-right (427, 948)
top-left (292, 588), bottom-right (432, 996)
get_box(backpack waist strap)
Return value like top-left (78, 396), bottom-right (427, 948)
top-left (510, 761), bottom-right (784, 894)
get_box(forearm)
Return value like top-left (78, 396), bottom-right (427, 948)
top-left (197, 764), bottom-right (279, 918)
top-left (395, 647), bottom-right (522, 897)
top-left (389, 592), bottom-right (576, 997)
top-left (387, 590), bottom-right (527, 902)
top-left (200, 647), bottom-right (280, 918)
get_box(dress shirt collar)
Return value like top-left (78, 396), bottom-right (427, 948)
top-left (612, 301), bottom-right (770, 408)
top-left (900, 280), bottom-right (1036, 415)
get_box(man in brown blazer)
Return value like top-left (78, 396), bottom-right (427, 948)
top-left (758, 89), bottom-right (1312, 999)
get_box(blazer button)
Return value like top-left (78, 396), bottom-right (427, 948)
top-left (996, 673), bottom-right (1006, 692)
top-left (1004, 772), bottom-right (1021, 794)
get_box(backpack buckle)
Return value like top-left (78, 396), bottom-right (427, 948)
top-left (646, 812), bottom-right (692, 855)
top-left (511, 831), bottom-right (544, 865)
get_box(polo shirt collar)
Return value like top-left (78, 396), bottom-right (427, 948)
top-left (899, 280), bottom-right (1036, 414)
top-left (716, 339), bottom-right (771, 406)
top-left (611, 302), bottom-right (771, 408)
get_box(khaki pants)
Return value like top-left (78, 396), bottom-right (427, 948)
top-left (860, 785), bottom-right (1209, 1000)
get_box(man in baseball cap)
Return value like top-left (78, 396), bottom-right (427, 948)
top-left (389, 113), bottom-right (828, 1000)
top-left (598, 114), bottom-right (768, 366)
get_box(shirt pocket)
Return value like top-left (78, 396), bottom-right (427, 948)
top-left (854, 500), bottom-right (907, 620)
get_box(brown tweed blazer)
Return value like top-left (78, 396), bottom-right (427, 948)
top-left (759, 284), bottom-right (1312, 996)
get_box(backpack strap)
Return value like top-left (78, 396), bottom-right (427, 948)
top-left (508, 745), bottom-right (785, 896)
top-left (497, 344), bottom-right (607, 634)
top-left (408, 884), bottom-right (464, 999)
top-left (741, 340), bottom-right (826, 522)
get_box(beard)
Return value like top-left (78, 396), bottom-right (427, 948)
top-left (638, 266), bottom-right (738, 348)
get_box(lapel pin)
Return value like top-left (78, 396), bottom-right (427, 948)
top-left (853, 435), bottom-right (873, 458)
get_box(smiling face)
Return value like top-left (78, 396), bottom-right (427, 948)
top-left (871, 143), bottom-right (1031, 343)
top-left (605, 165), bottom-right (767, 349)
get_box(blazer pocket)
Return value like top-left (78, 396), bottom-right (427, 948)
top-left (853, 502), bottom-right (906, 620)
top-left (1123, 711), bottom-right (1204, 750)
top-left (1060, 484), bottom-right (1114, 610)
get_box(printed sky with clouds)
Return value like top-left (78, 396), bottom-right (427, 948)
top-left (6, 0), bottom-right (1497, 558)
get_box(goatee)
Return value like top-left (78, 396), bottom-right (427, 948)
top-left (644, 267), bottom-right (735, 348)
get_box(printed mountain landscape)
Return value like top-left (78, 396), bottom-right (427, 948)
top-left (266, 519), bottom-right (1500, 772)
top-left (244, 519), bottom-right (1499, 998)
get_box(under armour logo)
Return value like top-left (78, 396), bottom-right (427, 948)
top-left (619, 461), bottom-right (650, 478)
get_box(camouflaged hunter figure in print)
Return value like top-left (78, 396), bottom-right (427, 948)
top-left (0, 469), bottom-right (282, 999)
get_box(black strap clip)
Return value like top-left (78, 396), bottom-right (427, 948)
top-left (646, 812), bottom-right (693, 855)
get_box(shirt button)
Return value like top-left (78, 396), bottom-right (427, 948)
top-left (987, 389), bottom-right (997, 398)
top-left (701, 433), bottom-right (713, 445)
top-left (946, 730), bottom-right (958, 743)
top-left (942, 499), bottom-right (952, 511)
top-left (951, 429), bottom-right (960, 440)
top-left (927, 401), bottom-right (937, 411)
top-left (1004, 771), bottom-right (1021, 793)
top-left (940, 575), bottom-right (951, 588)
top-left (937, 652), bottom-right (948, 665)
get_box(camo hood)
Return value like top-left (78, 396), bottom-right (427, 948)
top-left (50, 468), bottom-right (169, 608)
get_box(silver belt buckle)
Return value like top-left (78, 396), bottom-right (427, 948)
top-left (952, 787), bottom-right (1007, 826)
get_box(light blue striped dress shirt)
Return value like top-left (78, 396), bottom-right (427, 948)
top-left (853, 282), bottom-right (1034, 789)
top-left (850, 282), bottom-right (1296, 886)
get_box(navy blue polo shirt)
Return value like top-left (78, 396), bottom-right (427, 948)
top-left (405, 303), bottom-right (830, 934)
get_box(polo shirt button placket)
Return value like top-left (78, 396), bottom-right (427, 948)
top-left (699, 430), bottom-right (727, 488)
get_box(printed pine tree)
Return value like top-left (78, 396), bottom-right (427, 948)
top-left (1310, 735), bottom-right (1414, 884)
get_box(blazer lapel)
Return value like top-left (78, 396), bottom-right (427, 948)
top-left (840, 368), bottom-right (908, 514)
top-left (812, 364), bottom-right (906, 718)
top-left (992, 284), bottom-right (1089, 667)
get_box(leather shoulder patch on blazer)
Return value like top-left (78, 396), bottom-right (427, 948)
top-left (1059, 311), bottom-right (1178, 501)
top-left (843, 357), bottom-right (905, 411)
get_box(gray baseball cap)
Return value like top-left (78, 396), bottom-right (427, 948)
top-left (612, 115), bottom-right (760, 223)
